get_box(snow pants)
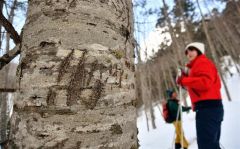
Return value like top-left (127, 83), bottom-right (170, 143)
top-left (173, 121), bottom-right (189, 148)
top-left (195, 100), bottom-right (224, 149)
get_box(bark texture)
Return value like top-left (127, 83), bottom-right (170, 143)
top-left (10, 0), bottom-right (137, 148)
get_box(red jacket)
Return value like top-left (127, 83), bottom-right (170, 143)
top-left (181, 55), bottom-right (222, 108)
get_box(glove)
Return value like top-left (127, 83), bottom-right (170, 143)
top-left (176, 68), bottom-right (187, 86)
top-left (183, 106), bottom-right (191, 113)
top-left (176, 74), bottom-right (186, 86)
top-left (176, 75), bottom-right (183, 85)
top-left (186, 107), bottom-right (191, 111)
top-left (186, 107), bottom-right (191, 113)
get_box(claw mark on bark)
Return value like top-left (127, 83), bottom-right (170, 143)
top-left (110, 124), bottom-right (122, 135)
top-left (82, 80), bottom-right (104, 109)
top-left (47, 88), bottom-right (56, 106)
top-left (119, 70), bottom-right (124, 88)
top-left (57, 49), bottom-right (74, 82)
top-left (67, 51), bottom-right (86, 106)
top-left (86, 60), bottom-right (98, 86)
top-left (69, 0), bottom-right (77, 8)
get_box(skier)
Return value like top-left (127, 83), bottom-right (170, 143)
top-left (176, 42), bottom-right (224, 149)
top-left (165, 89), bottom-right (191, 149)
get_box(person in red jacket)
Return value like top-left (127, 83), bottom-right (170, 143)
top-left (177, 42), bottom-right (224, 149)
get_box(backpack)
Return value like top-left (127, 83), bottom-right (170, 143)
top-left (162, 101), bottom-right (174, 123)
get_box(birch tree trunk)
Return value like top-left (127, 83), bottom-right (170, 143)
top-left (162, 0), bottom-right (184, 66)
top-left (0, 0), bottom-right (3, 50)
top-left (0, 92), bottom-right (9, 146)
top-left (177, 0), bottom-right (192, 43)
top-left (10, 0), bottom-right (137, 148)
top-left (204, 1), bottom-right (240, 74)
top-left (5, 0), bottom-right (18, 52)
top-left (0, 0), bottom-right (3, 143)
top-left (1, 0), bottom-right (15, 146)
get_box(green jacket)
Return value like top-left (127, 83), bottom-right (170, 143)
top-left (167, 98), bottom-right (191, 121)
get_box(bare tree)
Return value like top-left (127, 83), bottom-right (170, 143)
top-left (196, 0), bottom-right (232, 101)
top-left (0, 1), bottom-right (21, 70)
top-left (162, 0), bottom-right (183, 66)
top-left (0, 0), bottom-right (3, 50)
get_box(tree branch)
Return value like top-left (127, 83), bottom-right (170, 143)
top-left (0, 44), bottom-right (20, 70)
top-left (0, 88), bottom-right (16, 92)
top-left (0, 11), bottom-right (21, 44)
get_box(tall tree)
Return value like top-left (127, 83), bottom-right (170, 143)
top-left (10, 0), bottom-right (137, 148)
top-left (5, 0), bottom-right (18, 53)
top-left (0, 0), bottom-right (3, 50)
top-left (161, 0), bottom-right (183, 65)
top-left (172, 0), bottom-right (195, 43)
top-left (205, 2), bottom-right (240, 73)
top-left (1, 1), bottom-right (19, 148)
top-left (196, 0), bottom-right (232, 101)
top-left (0, 0), bottom-right (12, 147)
top-left (0, 0), bottom-right (21, 71)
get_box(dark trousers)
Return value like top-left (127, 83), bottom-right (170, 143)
top-left (196, 105), bottom-right (224, 149)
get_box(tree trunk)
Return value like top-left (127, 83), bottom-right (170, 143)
top-left (0, 92), bottom-right (9, 146)
top-left (231, 0), bottom-right (240, 16)
top-left (0, 0), bottom-right (3, 50)
top-left (162, 0), bottom-right (184, 66)
top-left (0, 0), bottom-right (18, 146)
top-left (147, 66), bottom-right (156, 129)
top-left (10, 0), bottom-right (137, 148)
top-left (5, 0), bottom-right (18, 52)
top-left (0, 0), bottom-right (7, 146)
top-left (204, 1), bottom-right (240, 74)
top-left (162, 64), bottom-right (169, 90)
top-left (177, 0), bottom-right (192, 43)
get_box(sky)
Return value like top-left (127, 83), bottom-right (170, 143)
top-left (0, 0), bottom-right (27, 62)
top-left (133, 0), bottom-right (164, 61)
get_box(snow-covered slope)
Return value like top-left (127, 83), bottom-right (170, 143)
top-left (137, 73), bottom-right (240, 149)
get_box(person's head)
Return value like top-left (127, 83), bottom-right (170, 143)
top-left (166, 89), bottom-right (177, 99)
top-left (184, 42), bottom-right (205, 61)
top-left (171, 92), bottom-right (177, 99)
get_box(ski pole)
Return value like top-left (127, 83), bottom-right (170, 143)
top-left (174, 100), bottom-right (181, 149)
top-left (177, 68), bottom-right (184, 149)
top-left (172, 68), bottom-right (185, 149)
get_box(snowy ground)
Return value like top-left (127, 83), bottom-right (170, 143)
top-left (137, 73), bottom-right (240, 149)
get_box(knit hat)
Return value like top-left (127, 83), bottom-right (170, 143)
top-left (166, 89), bottom-right (175, 98)
top-left (185, 42), bottom-right (205, 54)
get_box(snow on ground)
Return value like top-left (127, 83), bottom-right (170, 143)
top-left (137, 73), bottom-right (240, 149)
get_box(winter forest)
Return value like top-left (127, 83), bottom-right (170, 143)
top-left (0, 0), bottom-right (240, 148)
